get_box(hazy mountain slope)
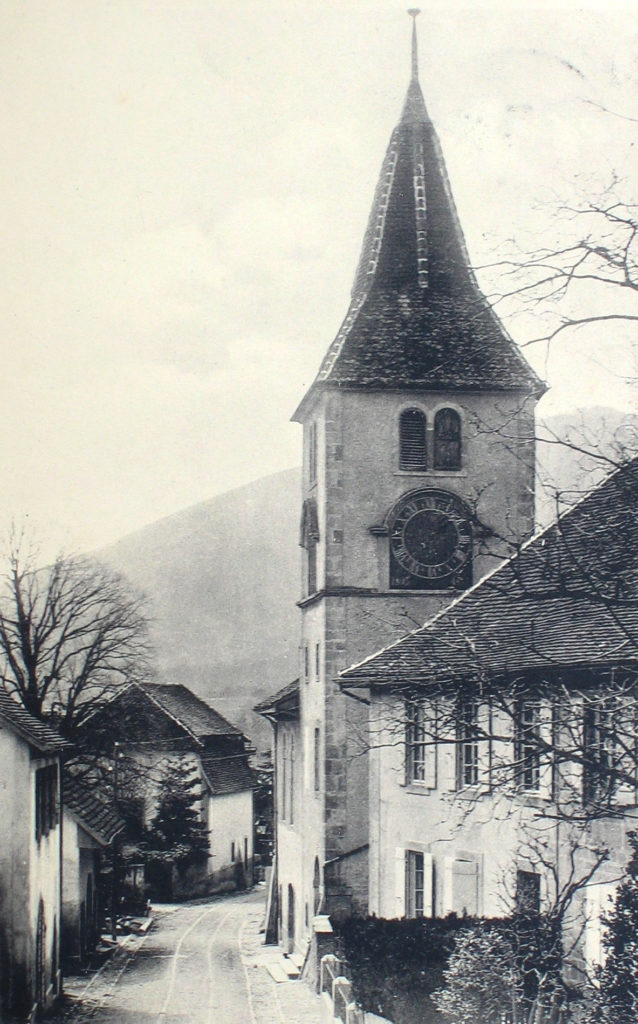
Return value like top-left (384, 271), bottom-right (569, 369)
top-left (98, 467), bottom-right (301, 749)
top-left (536, 406), bottom-right (638, 527)
top-left (99, 407), bottom-right (638, 750)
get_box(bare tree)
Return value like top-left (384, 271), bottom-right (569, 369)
top-left (0, 534), bottom-right (151, 738)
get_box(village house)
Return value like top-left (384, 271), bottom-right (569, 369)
top-left (61, 771), bottom-right (124, 968)
top-left (258, 13), bottom-right (543, 956)
top-left (0, 689), bottom-right (70, 1020)
top-left (80, 681), bottom-right (255, 898)
top-left (340, 456), bottom-right (638, 979)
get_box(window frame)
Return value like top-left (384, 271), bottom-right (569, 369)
top-left (514, 700), bottom-right (542, 792)
top-left (433, 408), bottom-right (462, 471)
top-left (405, 850), bottom-right (425, 918)
top-left (456, 701), bottom-right (479, 790)
top-left (405, 700), bottom-right (436, 788)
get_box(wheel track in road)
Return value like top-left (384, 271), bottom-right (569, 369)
top-left (155, 901), bottom-right (236, 1024)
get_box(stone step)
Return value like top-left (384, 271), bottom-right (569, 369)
top-left (288, 951), bottom-right (305, 972)
top-left (281, 956), bottom-right (300, 979)
top-left (265, 961), bottom-right (290, 984)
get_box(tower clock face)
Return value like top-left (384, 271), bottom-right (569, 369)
top-left (390, 490), bottom-right (472, 589)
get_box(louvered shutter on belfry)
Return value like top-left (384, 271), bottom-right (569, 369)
top-left (400, 409), bottom-right (427, 470)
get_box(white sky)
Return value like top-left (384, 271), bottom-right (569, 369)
top-left (1, 1), bottom-right (637, 558)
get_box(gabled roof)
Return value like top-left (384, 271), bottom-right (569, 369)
top-left (341, 457), bottom-right (638, 689)
top-left (294, 20), bottom-right (542, 421)
top-left (0, 689), bottom-right (71, 755)
top-left (141, 683), bottom-right (241, 740)
top-left (199, 751), bottom-right (255, 796)
top-left (254, 679), bottom-right (300, 721)
top-left (63, 772), bottom-right (124, 846)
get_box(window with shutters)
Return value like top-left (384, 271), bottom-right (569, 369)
top-left (399, 409), bottom-right (427, 471)
top-left (583, 703), bottom-right (616, 805)
top-left (406, 701), bottom-right (436, 787)
top-left (405, 850), bottom-right (425, 918)
top-left (434, 408), bottom-right (461, 471)
top-left (457, 702), bottom-right (479, 789)
top-left (515, 701), bottom-right (541, 791)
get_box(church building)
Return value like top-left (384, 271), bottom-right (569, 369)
top-left (258, 13), bottom-right (544, 955)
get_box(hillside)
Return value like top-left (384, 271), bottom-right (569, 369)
top-left (99, 407), bottom-right (637, 750)
top-left (99, 467), bottom-right (301, 750)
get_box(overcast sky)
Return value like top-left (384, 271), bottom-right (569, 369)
top-left (1, 0), bottom-right (637, 558)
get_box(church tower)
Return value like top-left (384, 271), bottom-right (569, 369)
top-left (279, 14), bottom-right (543, 947)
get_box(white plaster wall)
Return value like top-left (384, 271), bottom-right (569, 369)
top-left (207, 789), bottom-right (253, 876)
top-left (368, 693), bottom-right (638, 972)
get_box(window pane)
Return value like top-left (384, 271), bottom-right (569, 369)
top-left (434, 409), bottom-right (461, 471)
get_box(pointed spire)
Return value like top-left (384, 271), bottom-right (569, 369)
top-left (401, 9), bottom-right (428, 124)
top-left (408, 8), bottom-right (420, 81)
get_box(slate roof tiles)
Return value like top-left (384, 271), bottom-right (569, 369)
top-left (341, 458), bottom-right (638, 689)
top-left (0, 689), bottom-right (71, 754)
top-left (63, 772), bottom-right (124, 846)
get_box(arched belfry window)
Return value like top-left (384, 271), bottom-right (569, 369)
top-left (399, 409), bottom-right (427, 471)
top-left (434, 408), bottom-right (461, 471)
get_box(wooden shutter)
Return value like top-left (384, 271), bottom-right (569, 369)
top-left (399, 409), bottom-right (427, 471)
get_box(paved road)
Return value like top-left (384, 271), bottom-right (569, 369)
top-left (54, 890), bottom-right (268, 1024)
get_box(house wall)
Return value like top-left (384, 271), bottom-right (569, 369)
top-left (207, 789), bottom-right (253, 886)
top-left (290, 385), bottom-right (536, 940)
top-left (0, 730), bottom-right (61, 1018)
top-left (274, 717), bottom-right (304, 953)
top-left (29, 755), bottom-right (62, 1015)
top-left (368, 693), bottom-right (637, 978)
top-left (61, 815), bottom-right (101, 966)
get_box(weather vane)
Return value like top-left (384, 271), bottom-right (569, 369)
top-left (407, 9), bottom-right (421, 80)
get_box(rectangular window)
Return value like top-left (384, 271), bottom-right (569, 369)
top-left (304, 645), bottom-right (310, 682)
top-left (457, 702), bottom-right (479, 789)
top-left (583, 704), bottom-right (616, 805)
top-left (516, 869), bottom-right (541, 915)
top-left (281, 732), bottom-right (287, 820)
top-left (289, 735), bottom-right (295, 826)
top-left (405, 851), bottom-right (425, 918)
top-left (314, 727), bottom-right (320, 792)
top-left (307, 544), bottom-right (317, 596)
top-left (35, 764), bottom-right (58, 841)
top-left (315, 643), bottom-right (320, 679)
top-left (515, 701), bottom-right (541, 791)
top-left (308, 422), bottom-right (317, 483)
top-left (405, 701), bottom-right (436, 787)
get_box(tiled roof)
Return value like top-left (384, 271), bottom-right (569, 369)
top-left (294, 59), bottom-right (542, 419)
top-left (254, 679), bottom-right (300, 719)
top-left (141, 683), bottom-right (241, 739)
top-left (63, 772), bottom-right (124, 845)
top-left (0, 689), bottom-right (71, 754)
top-left (341, 458), bottom-right (638, 689)
top-left (199, 752), bottom-right (255, 796)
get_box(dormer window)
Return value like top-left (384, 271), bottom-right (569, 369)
top-left (434, 408), bottom-right (461, 471)
top-left (399, 409), bottom-right (427, 471)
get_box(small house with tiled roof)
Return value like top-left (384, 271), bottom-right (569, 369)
top-left (61, 771), bottom-right (124, 967)
top-left (274, 11), bottom-right (544, 956)
top-left (339, 456), bottom-right (638, 978)
top-left (0, 689), bottom-right (70, 1019)
top-left (79, 681), bottom-right (255, 898)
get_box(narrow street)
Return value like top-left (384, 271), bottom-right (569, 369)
top-left (51, 889), bottom-right (321, 1024)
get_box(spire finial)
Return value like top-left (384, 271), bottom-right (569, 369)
top-left (408, 8), bottom-right (420, 81)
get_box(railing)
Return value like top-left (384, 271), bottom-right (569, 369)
top-left (320, 954), bottom-right (365, 1024)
